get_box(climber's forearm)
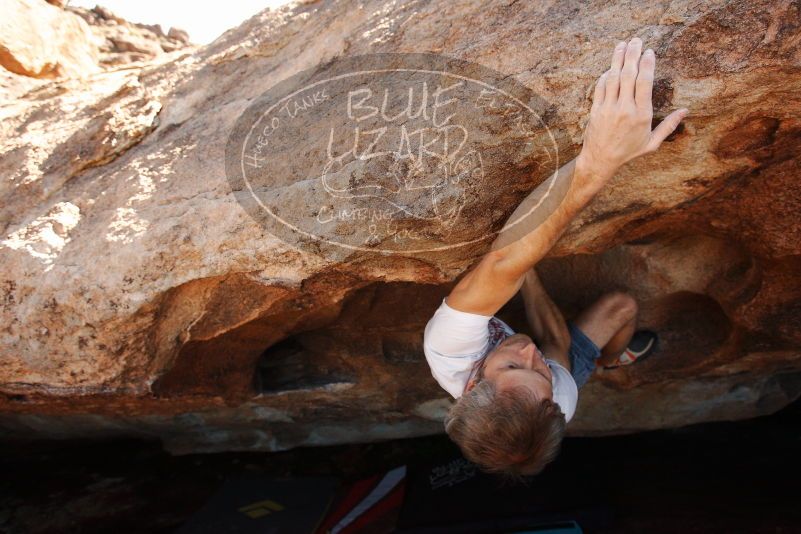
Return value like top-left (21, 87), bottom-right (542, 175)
top-left (488, 155), bottom-right (607, 280)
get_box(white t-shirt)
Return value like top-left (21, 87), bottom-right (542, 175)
top-left (423, 297), bottom-right (579, 422)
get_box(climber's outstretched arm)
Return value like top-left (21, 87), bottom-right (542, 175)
top-left (443, 156), bottom-right (599, 315)
top-left (445, 37), bottom-right (688, 316)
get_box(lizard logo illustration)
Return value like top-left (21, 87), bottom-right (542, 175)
top-left (226, 53), bottom-right (558, 255)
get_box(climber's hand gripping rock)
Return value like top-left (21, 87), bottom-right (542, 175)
top-left (575, 37), bottom-right (688, 194)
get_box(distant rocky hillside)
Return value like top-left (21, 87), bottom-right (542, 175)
top-left (68, 4), bottom-right (191, 67)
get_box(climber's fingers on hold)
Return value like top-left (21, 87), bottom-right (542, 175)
top-left (591, 71), bottom-right (608, 112)
top-left (604, 41), bottom-right (627, 105)
top-left (635, 48), bottom-right (655, 110)
top-left (618, 37), bottom-right (642, 105)
top-left (646, 108), bottom-right (688, 153)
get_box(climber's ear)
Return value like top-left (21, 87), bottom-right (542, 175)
top-left (464, 376), bottom-right (478, 394)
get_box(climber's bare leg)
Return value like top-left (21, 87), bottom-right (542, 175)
top-left (573, 292), bottom-right (638, 367)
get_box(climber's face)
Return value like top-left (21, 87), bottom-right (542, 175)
top-left (480, 334), bottom-right (553, 401)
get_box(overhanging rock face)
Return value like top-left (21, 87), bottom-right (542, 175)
top-left (1, 0), bottom-right (800, 453)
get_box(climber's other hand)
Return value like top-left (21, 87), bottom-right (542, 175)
top-left (577, 37), bottom-right (688, 189)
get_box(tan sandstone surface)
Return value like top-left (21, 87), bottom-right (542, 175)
top-left (1, 0), bottom-right (800, 453)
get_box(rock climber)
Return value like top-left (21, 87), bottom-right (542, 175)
top-left (423, 37), bottom-right (688, 476)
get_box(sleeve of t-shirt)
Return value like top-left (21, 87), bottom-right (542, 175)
top-left (423, 297), bottom-right (492, 398)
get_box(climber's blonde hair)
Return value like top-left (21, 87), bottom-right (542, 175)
top-left (444, 380), bottom-right (566, 479)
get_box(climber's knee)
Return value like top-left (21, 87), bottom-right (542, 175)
top-left (598, 291), bottom-right (638, 325)
top-left (573, 291), bottom-right (638, 350)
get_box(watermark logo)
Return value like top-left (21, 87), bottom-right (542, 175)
top-left (226, 53), bottom-right (559, 255)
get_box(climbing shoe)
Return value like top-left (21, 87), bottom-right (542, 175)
top-left (603, 330), bottom-right (658, 369)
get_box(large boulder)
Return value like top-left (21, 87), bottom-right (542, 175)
top-left (0, 0), bottom-right (192, 81)
top-left (0, 0), bottom-right (100, 79)
top-left (1, 0), bottom-right (799, 453)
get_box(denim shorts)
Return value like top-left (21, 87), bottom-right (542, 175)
top-left (567, 321), bottom-right (602, 388)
